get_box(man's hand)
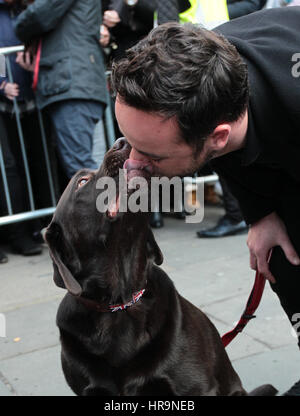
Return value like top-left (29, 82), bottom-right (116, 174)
top-left (4, 82), bottom-right (19, 100)
top-left (247, 211), bottom-right (300, 283)
top-left (16, 51), bottom-right (35, 72)
top-left (103, 10), bottom-right (121, 28)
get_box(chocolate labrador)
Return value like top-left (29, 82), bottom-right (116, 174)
top-left (45, 138), bottom-right (277, 396)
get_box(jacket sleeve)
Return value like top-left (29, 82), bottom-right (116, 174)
top-left (15, 0), bottom-right (77, 43)
top-left (216, 172), bottom-right (276, 225)
top-left (135, 0), bottom-right (156, 18)
top-left (227, 0), bottom-right (263, 19)
top-left (106, 0), bottom-right (124, 15)
top-left (106, 0), bottom-right (155, 26)
top-left (212, 157), bottom-right (283, 225)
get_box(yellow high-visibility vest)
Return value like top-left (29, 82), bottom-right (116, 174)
top-left (180, 0), bottom-right (229, 29)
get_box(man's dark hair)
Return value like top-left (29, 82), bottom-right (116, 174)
top-left (111, 22), bottom-right (249, 151)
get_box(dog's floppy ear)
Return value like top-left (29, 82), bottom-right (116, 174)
top-left (44, 224), bottom-right (82, 297)
top-left (147, 227), bottom-right (163, 265)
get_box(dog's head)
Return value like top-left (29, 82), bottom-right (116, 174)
top-left (44, 138), bottom-right (163, 300)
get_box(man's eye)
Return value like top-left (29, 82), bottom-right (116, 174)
top-left (77, 176), bottom-right (90, 188)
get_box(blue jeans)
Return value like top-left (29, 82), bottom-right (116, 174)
top-left (48, 99), bottom-right (104, 178)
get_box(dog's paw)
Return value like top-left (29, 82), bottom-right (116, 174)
top-left (248, 384), bottom-right (278, 396)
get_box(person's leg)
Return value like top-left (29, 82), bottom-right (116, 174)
top-left (0, 114), bottom-right (42, 256)
top-left (197, 174), bottom-right (247, 238)
top-left (268, 183), bottom-right (300, 395)
top-left (21, 110), bottom-right (54, 209)
top-left (219, 175), bottom-right (244, 223)
top-left (269, 188), bottom-right (300, 347)
top-left (0, 114), bottom-right (26, 216)
top-left (0, 249), bottom-right (8, 263)
top-left (47, 100), bottom-right (104, 179)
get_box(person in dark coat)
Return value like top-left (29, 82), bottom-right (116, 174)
top-left (103, 0), bottom-right (156, 62)
top-left (15, 0), bottom-right (108, 179)
top-left (111, 7), bottom-right (300, 395)
top-left (197, 0), bottom-right (267, 238)
top-left (0, 0), bottom-right (44, 259)
top-left (103, 0), bottom-right (191, 62)
top-left (227, 0), bottom-right (266, 18)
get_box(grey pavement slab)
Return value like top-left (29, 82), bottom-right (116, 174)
top-left (233, 344), bottom-right (300, 395)
top-left (202, 284), bottom-right (294, 349)
top-left (0, 376), bottom-right (13, 396)
top-left (0, 298), bottom-right (62, 361)
top-left (0, 345), bottom-right (74, 396)
top-left (0, 206), bottom-right (298, 395)
top-left (0, 246), bottom-right (63, 312)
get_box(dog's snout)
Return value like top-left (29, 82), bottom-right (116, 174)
top-left (114, 137), bottom-right (129, 151)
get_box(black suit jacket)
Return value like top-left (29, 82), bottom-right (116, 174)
top-left (212, 7), bottom-right (300, 225)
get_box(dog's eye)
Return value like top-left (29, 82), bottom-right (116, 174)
top-left (77, 176), bottom-right (90, 189)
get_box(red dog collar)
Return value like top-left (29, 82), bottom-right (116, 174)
top-left (76, 289), bottom-right (146, 313)
top-left (109, 289), bottom-right (145, 312)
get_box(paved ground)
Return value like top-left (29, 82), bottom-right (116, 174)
top-left (0, 205), bottom-right (299, 396)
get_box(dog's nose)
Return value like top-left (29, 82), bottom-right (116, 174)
top-left (114, 137), bottom-right (129, 150)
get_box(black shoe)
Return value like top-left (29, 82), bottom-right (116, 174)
top-left (150, 212), bottom-right (164, 228)
top-left (283, 379), bottom-right (300, 396)
top-left (196, 215), bottom-right (248, 238)
top-left (11, 235), bottom-right (42, 256)
top-left (0, 249), bottom-right (8, 264)
top-left (174, 208), bottom-right (186, 220)
top-left (32, 230), bottom-right (44, 244)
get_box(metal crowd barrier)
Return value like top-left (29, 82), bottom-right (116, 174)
top-left (0, 45), bottom-right (116, 227)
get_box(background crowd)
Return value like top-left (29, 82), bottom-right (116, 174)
top-left (0, 0), bottom-right (297, 264)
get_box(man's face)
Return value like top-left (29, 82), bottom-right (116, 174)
top-left (115, 97), bottom-right (214, 178)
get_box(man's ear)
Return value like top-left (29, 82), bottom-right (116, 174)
top-left (44, 223), bottom-right (82, 297)
top-left (147, 228), bottom-right (163, 265)
top-left (209, 124), bottom-right (231, 152)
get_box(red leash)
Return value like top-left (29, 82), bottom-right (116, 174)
top-left (221, 250), bottom-right (272, 348)
top-left (221, 270), bottom-right (266, 347)
top-left (32, 39), bottom-right (42, 92)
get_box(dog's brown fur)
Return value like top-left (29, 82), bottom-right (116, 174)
top-left (45, 138), bottom-right (277, 396)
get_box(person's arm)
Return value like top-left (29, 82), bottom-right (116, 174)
top-left (213, 163), bottom-right (278, 226)
top-left (212, 162), bottom-right (300, 282)
top-left (227, 0), bottom-right (263, 19)
top-left (104, 0), bottom-right (154, 29)
top-left (3, 82), bottom-right (19, 101)
top-left (107, 0), bottom-right (126, 15)
top-left (14, 0), bottom-right (77, 44)
top-left (15, 51), bottom-right (35, 72)
top-left (134, 0), bottom-right (157, 17)
top-left (110, 0), bottom-right (155, 30)
top-left (103, 10), bottom-right (121, 28)
top-left (247, 212), bottom-right (300, 283)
